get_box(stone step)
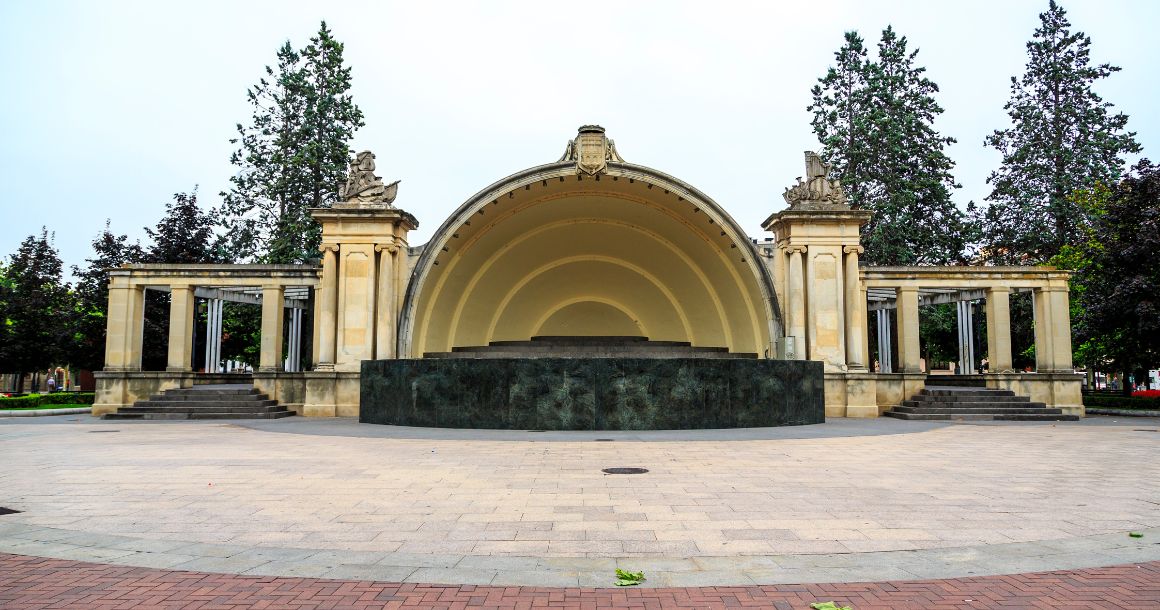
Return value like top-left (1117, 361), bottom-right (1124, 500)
top-left (883, 411), bottom-right (1078, 421)
top-left (103, 410), bottom-right (296, 420)
top-left (102, 384), bottom-right (294, 421)
top-left (921, 388), bottom-right (1016, 397)
top-left (118, 404), bottom-right (286, 413)
top-left (893, 405), bottom-right (1055, 415)
top-left (424, 351), bottom-right (758, 359)
top-left (923, 375), bottom-right (988, 388)
top-left (148, 393), bottom-right (271, 402)
top-left (160, 389), bottom-right (261, 397)
top-left (905, 396), bottom-right (1031, 405)
top-left (140, 400), bottom-right (277, 408)
top-left (452, 344), bottom-right (725, 353)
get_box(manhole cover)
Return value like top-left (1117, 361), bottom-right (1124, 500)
top-left (88, 430), bottom-right (119, 433)
top-left (0, 507), bottom-right (22, 516)
top-left (594, 438), bottom-right (615, 442)
top-left (526, 429), bottom-right (546, 433)
top-left (602, 467), bottom-right (648, 475)
top-left (1133, 429), bottom-right (1158, 432)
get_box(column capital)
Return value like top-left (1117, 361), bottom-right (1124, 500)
top-left (985, 285), bottom-right (1011, 294)
top-left (782, 245), bottom-right (808, 255)
top-left (842, 245), bottom-right (865, 254)
top-left (896, 285), bottom-right (920, 294)
top-left (320, 243), bottom-right (340, 253)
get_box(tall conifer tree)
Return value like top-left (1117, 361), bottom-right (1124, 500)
top-left (978, 1), bottom-right (1140, 264)
top-left (221, 22), bottom-right (364, 264)
top-left (809, 27), bottom-right (970, 265)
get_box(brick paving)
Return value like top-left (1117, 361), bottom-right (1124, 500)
top-left (2, 553), bottom-right (1158, 609)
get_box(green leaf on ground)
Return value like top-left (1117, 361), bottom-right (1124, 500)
top-left (810, 603), bottom-right (853, 610)
top-left (1129, 532), bottom-right (1144, 538)
top-left (614, 569), bottom-right (645, 586)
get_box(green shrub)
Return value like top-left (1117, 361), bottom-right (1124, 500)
top-left (1083, 394), bottom-right (1160, 410)
top-left (45, 392), bottom-right (95, 406)
top-left (0, 392), bottom-right (95, 409)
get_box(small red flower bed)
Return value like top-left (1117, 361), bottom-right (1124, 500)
top-left (1131, 389), bottom-right (1160, 399)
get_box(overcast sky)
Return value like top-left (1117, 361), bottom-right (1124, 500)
top-left (2, 0), bottom-right (1157, 276)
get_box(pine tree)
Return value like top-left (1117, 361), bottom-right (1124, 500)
top-left (809, 27), bottom-right (971, 265)
top-left (809, 32), bottom-right (874, 209)
top-left (221, 22), bottom-right (364, 264)
top-left (70, 222), bottom-right (143, 373)
top-left (978, 0), bottom-right (1140, 264)
top-left (0, 230), bottom-right (73, 392)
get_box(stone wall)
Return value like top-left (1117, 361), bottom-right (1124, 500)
top-left (360, 358), bottom-right (824, 430)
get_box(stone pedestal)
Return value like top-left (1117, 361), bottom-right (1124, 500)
top-left (310, 203), bottom-right (418, 380)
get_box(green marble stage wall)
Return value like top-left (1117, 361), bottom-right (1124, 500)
top-left (360, 358), bottom-right (824, 430)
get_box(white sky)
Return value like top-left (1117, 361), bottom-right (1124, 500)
top-left (2, 0), bottom-right (1156, 276)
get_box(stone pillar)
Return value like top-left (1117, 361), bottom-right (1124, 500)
top-left (876, 308), bottom-right (893, 373)
top-left (317, 246), bottom-right (338, 369)
top-left (984, 287), bottom-right (1012, 373)
top-left (259, 286), bottom-right (285, 372)
top-left (204, 298), bottom-right (223, 373)
top-left (104, 282), bottom-right (145, 371)
top-left (956, 300), bottom-right (976, 375)
top-left (166, 285), bottom-right (195, 372)
top-left (1034, 287), bottom-right (1073, 373)
top-left (895, 287), bottom-right (921, 373)
top-left (843, 246), bottom-right (866, 370)
top-left (375, 243), bottom-right (396, 360)
top-left (786, 246), bottom-right (806, 357)
top-left (1049, 288), bottom-right (1074, 372)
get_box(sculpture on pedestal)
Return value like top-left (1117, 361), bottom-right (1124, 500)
top-left (340, 150), bottom-right (400, 205)
top-left (782, 151), bottom-right (848, 209)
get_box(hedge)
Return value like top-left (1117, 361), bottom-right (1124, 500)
top-left (0, 392), bottom-right (95, 409)
top-left (1083, 393), bottom-right (1160, 410)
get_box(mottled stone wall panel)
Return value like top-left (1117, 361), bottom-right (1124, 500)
top-left (360, 358), bottom-right (823, 429)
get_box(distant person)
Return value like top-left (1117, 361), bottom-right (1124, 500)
top-left (980, 358), bottom-right (989, 373)
top-left (46, 376), bottom-right (56, 392)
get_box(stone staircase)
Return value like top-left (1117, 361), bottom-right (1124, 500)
top-left (102, 384), bottom-right (295, 420)
top-left (424, 336), bottom-right (757, 359)
top-left (883, 385), bottom-right (1078, 421)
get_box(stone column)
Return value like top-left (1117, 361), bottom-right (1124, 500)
top-left (984, 287), bottom-right (1012, 373)
top-left (104, 283), bottom-right (145, 371)
top-left (785, 245), bottom-right (806, 357)
top-left (1049, 288), bottom-right (1074, 372)
top-left (843, 246), bottom-right (866, 370)
top-left (1034, 287), bottom-right (1073, 373)
top-left (205, 298), bottom-right (223, 373)
top-left (317, 246), bottom-right (338, 369)
top-left (956, 300), bottom-right (976, 375)
top-left (895, 287), bottom-right (921, 373)
top-left (166, 285), bottom-right (195, 372)
top-left (259, 286), bottom-right (285, 372)
top-left (876, 308), bottom-right (893, 373)
top-left (1033, 288), bottom-right (1054, 372)
top-left (375, 243), bottom-right (396, 360)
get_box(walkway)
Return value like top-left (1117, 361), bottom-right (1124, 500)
top-left (1, 415), bottom-right (1159, 606)
top-left (3, 553), bottom-right (1158, 609)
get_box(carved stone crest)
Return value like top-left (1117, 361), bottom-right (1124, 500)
top-left (782, 151), bottom-right (848, 209)
top-left (559, 125), bottom-right (624, 175)
top-left (340, 150), bottom-right (400, 205)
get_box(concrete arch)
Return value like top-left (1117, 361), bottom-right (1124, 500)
top-left (400, 161), bottom-right (783, 357)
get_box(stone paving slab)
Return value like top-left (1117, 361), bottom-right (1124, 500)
top-left (1, 520), bottom-right (1156, 585)
top-left (2, 553), bottom-right (1158, 609)
top-left (1, 415), bottom-right (1160, 586)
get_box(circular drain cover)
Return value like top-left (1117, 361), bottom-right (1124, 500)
top-left (602, 467), bottom-right (648, 475)
top-left (594, 438), bottom-right (615, 442)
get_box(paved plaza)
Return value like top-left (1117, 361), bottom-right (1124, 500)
top-left (1, 415), bottom-right (1159, 606)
